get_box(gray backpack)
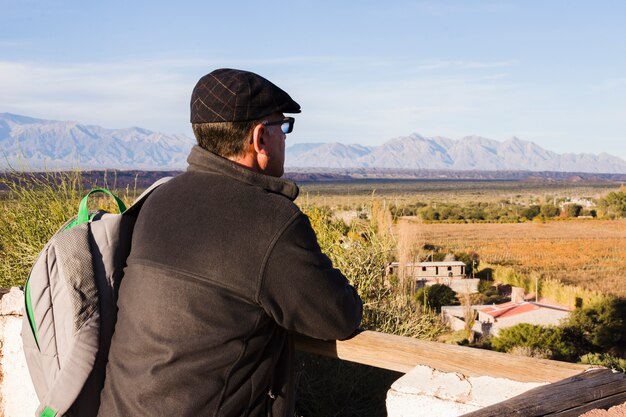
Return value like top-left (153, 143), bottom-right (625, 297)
top-left (22, 177), bottom-right (171, 417)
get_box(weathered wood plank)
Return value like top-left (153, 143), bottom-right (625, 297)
top-left (459, 368), bottom-right (626, 417)
top-left (549, 392), bottom-right (626, 417)
top-left (294, 330), bottom-right (590, 383)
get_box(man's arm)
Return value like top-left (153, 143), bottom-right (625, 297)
top-left (258, 212), bottom-right (363, 340)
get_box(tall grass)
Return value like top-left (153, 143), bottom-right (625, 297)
top-left (1, 171), bottom-right (84, 287)
top-left (0, 170), bottom-right (134, 287)
top-left (303, 203), bottom-right (448, 339)
top-left (396, 219), bottom-right (425, 295)
top-left (483, 261), bottom-right (607, 308)
top-left (297, 201), bottom-right (449, 417)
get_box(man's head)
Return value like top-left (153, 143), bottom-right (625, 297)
top-left (190, 68), bottom-right (300, 177)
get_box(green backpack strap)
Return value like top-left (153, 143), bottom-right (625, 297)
top-left (66, 188), bottom-right (127, 230)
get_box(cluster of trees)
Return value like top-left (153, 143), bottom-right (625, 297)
top-left (597, 189), bottom-right (626, 218)
top-left (489, 298), bottom-right (626, 371)
top-left (389, 187), bottom-right (626, 223)
top-left (389, 200), bottom-right (600, 222)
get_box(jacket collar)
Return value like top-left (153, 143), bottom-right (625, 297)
top-left (186, 145), bottom-right (299, 201)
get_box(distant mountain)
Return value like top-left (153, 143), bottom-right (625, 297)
top-left (2, 113), bottom-right (626, 173)
top-left (287, 143), bottom-right (374, 168)
top-left (0, 113), bottom-right (194, 170)
top-left (285, 133), bottom-right (626, 174)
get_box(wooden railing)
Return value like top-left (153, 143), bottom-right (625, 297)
top-left (295, 330), bottom-right (589, 383)
top-left (464, 369), bottom-right (626, 417)
top-left (295, 330), bottom-right (626, 416)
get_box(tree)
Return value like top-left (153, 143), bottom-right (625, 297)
top-left (540, 204), bottom-right (560, 218)
top-left (456, 251), bottom-right (480, 277)
top-left (419, 207), bottom-right (439, 221)
top-left (521, 205), bottom-right (540, 220)
top-left (580, 208), bottom-right (597, 217)
top-left (563, 204), bottom-right (582, 218)
top-left (415, 284), bottom-right (457, 312)
top-left (431, 252), bottom-right (447, 262)
top-left (564, 298), bottom-right (626, 357)
top-left (598, 190), bottom-right (626, 218)
top-left (464, 206), bottom-right (486, 221)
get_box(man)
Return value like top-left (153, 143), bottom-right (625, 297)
top-left (98, 68), bottom-right (363, 417)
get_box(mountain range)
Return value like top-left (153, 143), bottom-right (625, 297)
top-left (0, 113), bottom-right (192, 170)
top-left (2, 112), bottom-right (626, 174)
top-left (285, 135), bottom-right (626, 173)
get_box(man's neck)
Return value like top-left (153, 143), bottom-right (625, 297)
top-left (228, 153), bottom-right (261, 174)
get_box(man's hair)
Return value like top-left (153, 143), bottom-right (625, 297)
top-left (192, 120), bottom-right (259, 158)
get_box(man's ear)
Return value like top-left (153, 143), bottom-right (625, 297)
top-left (252, 123), bottom-right (269, 155)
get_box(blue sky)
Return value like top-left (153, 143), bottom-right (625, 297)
top-left (1, 0), bottom-right (626, 159)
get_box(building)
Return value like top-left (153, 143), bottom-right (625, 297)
top-left (477, 301), bottom-right (571, 337)
top-left (442, 300), bottom-right (572, 338)
top-left (387, 261), bottom-right (479, 293)
top-left (415, 261), bottom-right (467, 280)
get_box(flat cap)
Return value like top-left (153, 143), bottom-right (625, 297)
top-left (190, 68), bottom-right (301, 123)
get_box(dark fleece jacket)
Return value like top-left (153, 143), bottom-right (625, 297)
top-left (98, 146), bottom-right (363, 417)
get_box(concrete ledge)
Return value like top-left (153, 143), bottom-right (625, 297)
top-left (0, 287), bottom-right (24, 316)
top-left (0, 288), bottom-right (38, 417)
top-left (386, 365), bottom-right (545, 417)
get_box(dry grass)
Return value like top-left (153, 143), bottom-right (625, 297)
top-left (0, 171), bottom-right (136, 287)
top-left (398, 218), bottom-right (626, 298)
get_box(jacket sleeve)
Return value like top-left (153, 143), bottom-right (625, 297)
top-left (258, 211), bottom-right (363, 340)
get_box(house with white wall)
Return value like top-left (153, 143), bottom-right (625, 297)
top-left (477, 301), bottom-right (571, 337)
top-left (387, 261), bottom-right (479, 293)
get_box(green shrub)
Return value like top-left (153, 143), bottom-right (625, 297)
top-left (490, 323), bottom-right (578, 361)
top-left (597, 189), bottom-right (626, 218)
top-left (540, 204), bottom-right (560, 218)
top-left (419, 206), bottom-right (439, 221)
top-left (415, 284), bottom-right (457, 313)
top-left (580, 353), bottom-right (626, 373)
top-left (563, 204), bottom-right (582, 218)
top-left (475, 279), bottom-right (507, 304)
top-left (521, 205), bottom-right (540, 220)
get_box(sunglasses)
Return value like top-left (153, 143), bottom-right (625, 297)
top-left (263, 117), bottom-right (295, 134)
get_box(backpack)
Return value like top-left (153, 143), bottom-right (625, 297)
top-left (22, 177), bottom-right (171, 417)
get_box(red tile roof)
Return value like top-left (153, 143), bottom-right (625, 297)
top-left (480, 302), bottom-right (569, 319)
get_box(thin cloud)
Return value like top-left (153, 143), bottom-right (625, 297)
top-left (416, 60), bottom-right (516, 71)
top-left (0, 60), bottom-right (193, 133)
top-left (0, 56), bottom-right (341, 134)
top-left (2, 57), bottom-right (623, 159)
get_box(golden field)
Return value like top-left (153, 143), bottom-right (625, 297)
top-left (399, 218), bottom-right (626, 298)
